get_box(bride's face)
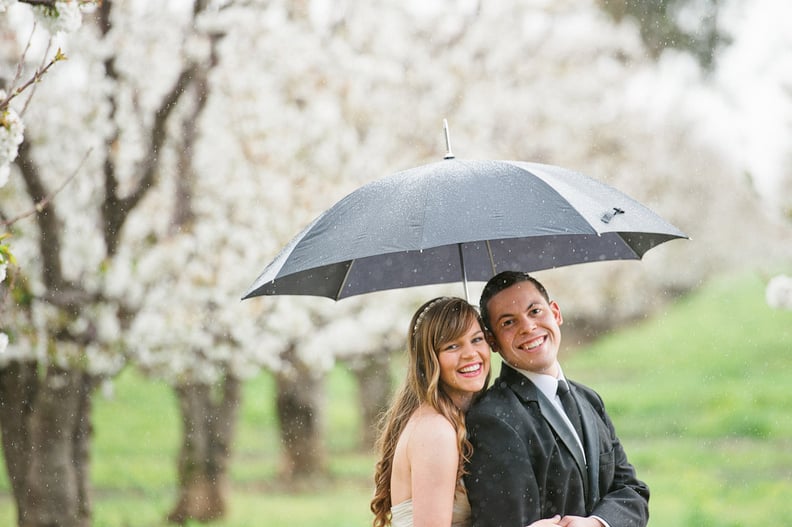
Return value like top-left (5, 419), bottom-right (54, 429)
top-left (436, 318), bottom-right (491, 410)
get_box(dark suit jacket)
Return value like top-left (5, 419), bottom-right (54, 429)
top-left (464, 363), bottom-right (649, 527)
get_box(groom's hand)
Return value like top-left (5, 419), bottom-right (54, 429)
top-left (557, 516), bottom-right (605, 527)
top-left (526, 514), bottom-right (561, 526)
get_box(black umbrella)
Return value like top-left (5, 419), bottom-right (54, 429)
top-left (243, 158), bottom-right (687, 301)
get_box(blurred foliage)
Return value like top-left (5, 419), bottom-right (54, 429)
top-left (598, 0), bottom-right (731, 69)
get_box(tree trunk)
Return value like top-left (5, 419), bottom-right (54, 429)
top-left (167, 375), bottom-right (241, 525)
top-left (348, 352), bottom-right (393, 449)
top-left (72, 372), bottom-right (96, 527)
top-left (275, 345), bottom-right (327, 483)
top-left (0, 361), bottom-right (37, 527)
top-left (0, 363), bottom-right (95, 527)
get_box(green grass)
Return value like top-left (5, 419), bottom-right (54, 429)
top-left (1, 272), bottom-right (790, 526)
top-left (563, 272), bottom-right (792, 526)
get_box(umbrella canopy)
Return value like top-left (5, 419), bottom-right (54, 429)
top-left (243, 159), bottom-right (687, 301)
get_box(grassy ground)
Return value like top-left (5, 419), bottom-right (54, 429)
top-left (563, 272), bottom-right (792, 526)
top-left (0, 271), bottom-right (790, 526)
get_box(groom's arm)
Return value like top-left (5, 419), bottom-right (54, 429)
top-left (584, 390), bottom-right (650, 527)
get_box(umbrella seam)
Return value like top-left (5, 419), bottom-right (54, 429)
top-left (336, 260), bottom-right (355, 301)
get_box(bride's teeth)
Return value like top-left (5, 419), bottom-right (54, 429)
top-left (459, 364), bottom-right (480, 373)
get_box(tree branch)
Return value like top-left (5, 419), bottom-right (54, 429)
top-left (171, 31), bottom-right (224, 231)
top-left (100, 0), bottom-right (213, 256)
top-left (122, 63), bottom-right (196, 213)
top-left (15, 140), bottom-right (64, 290)
top-left (14, 144), bottom-right (97, 310)
top-left (101, 62), bottom-right (197, 256)
top-left (2, 149), bottom-right (91, 228)
top-left (18, 0), bottom-right (58, 7)
top-left (1, 38), bottom-right (64, 115)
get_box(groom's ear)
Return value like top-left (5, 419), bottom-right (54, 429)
top-left (485, 330), bottom-right (499, 352)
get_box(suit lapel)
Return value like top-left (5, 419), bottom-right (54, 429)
top-left (569, 381), bottom-right (601, 511)
top-left (500, 365), bottom-right (589, 493)
top-left (536, 389), bottom-right (588, 490)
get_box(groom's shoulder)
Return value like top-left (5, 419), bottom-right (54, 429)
top-left (568, 378), bottom-right (607, 411)
top-left (468, 377), bottom-right (522, 416)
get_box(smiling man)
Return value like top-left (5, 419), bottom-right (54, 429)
top-left (464, 271), bottom-right (650, 527)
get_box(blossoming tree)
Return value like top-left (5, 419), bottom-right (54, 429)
top-left (1, 1), bottom-right (210, 524)
top-left (2, 1), bottom-right (791, 526)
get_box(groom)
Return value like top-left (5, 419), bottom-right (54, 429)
top-left (464, 271), bottom-right (649, 527)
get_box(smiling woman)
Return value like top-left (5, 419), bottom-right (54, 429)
top-left (370, 297), bottom-right (490, 527)
top-left (436, 318), bottom-right (491, 410)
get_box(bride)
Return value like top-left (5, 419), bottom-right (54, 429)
top-left (370, 297), bottom-right (490, 527)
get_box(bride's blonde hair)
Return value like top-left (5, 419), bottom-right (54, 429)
top-left (370, 297), bottom-right (489, 527)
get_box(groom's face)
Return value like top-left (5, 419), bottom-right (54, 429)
top-left (484, 281), bottom-right (563, 377)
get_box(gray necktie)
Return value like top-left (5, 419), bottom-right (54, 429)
top-left (557, 380), bottom-right (584, 442)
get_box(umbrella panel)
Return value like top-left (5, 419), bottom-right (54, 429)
top-left (243, 159), bottom-right (688, 301)
top-left (245, 232), bottom-right (679, 300)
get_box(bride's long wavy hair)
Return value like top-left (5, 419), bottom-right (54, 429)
top-left (370, 297), bottom-right (489, 527)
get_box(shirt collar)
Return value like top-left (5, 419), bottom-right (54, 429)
top-left (506, 360), bottom-right (565, 401)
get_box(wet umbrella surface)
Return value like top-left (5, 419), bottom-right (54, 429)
top-left (243, 158), bottom-right (687, 301)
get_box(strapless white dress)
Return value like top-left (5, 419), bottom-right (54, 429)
top-left (391, 488), bottom-right (471, 527)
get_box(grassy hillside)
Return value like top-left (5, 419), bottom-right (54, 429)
top-left (563, 272), bottom-right (792, 526)
top-left (0, 271), bottom-right (790, 526)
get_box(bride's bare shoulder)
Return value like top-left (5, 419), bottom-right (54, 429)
top-left (407, 404), bottom-right (456, 447)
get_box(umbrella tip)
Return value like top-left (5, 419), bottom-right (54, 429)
top-left (443, 119), bottom-right (455, 159)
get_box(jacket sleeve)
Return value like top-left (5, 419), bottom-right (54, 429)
top-left (585, 388), bottom-right (650, 527)
top-left (464, 405), bottom-right (542, 527)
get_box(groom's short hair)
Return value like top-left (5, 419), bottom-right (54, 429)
top-left (479, 271), bottom-right (550, 331)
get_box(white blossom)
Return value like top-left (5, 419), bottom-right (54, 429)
top-left (0, 100), bottom-right (24, 188)
top-left (766, 275), bottom-right (792, 311)
top-left (0, 0), bottom-right (16, 14)
top-left (33, 1), bottom-right (82, 35)
top-left (2, 0), bottom-right (791, 389)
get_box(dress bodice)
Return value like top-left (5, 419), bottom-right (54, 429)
top-left (391, 488), bottom-right (471, 527)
